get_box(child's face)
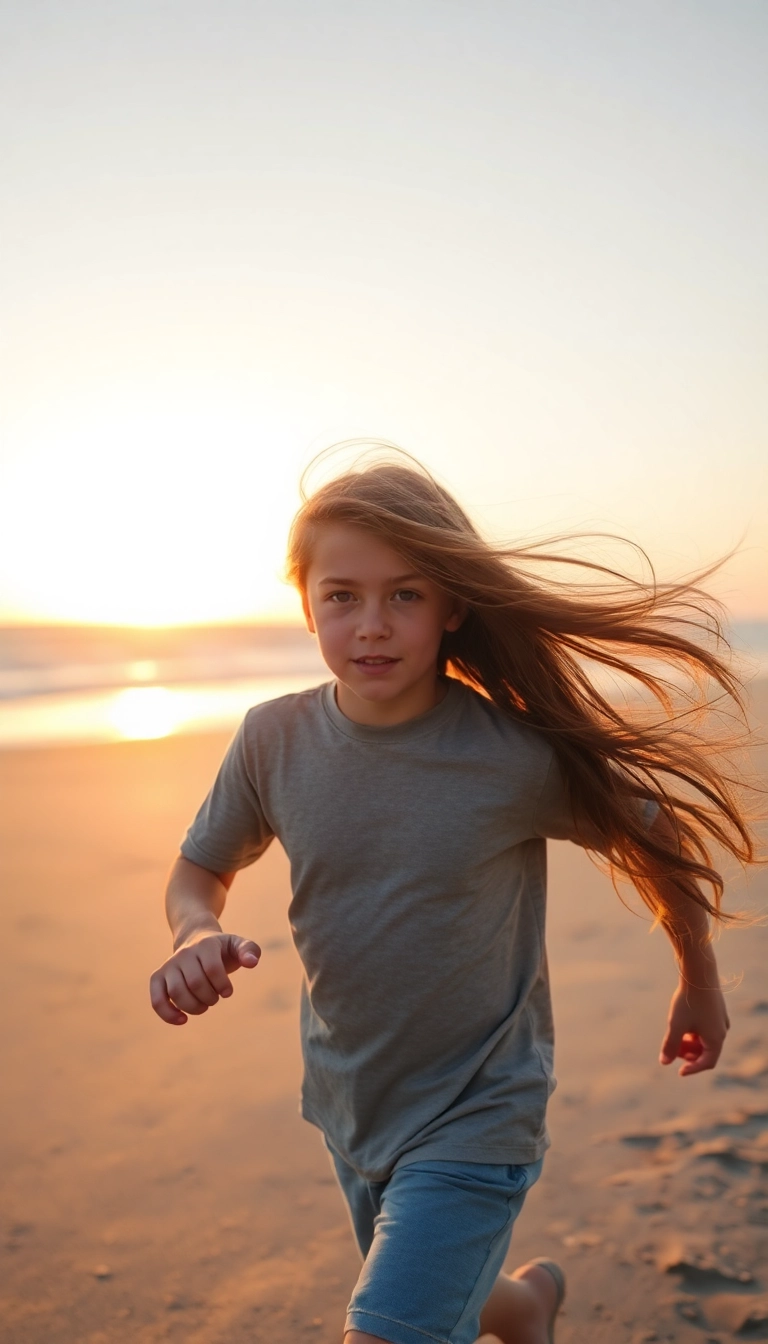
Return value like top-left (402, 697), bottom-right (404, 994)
top-left (302, 523), bottom-right (464, 725)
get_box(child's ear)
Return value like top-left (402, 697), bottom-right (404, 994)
top-left (301, 592), bottom-right (316, 635)
top-left (444, 600), bottom-right (467, 634)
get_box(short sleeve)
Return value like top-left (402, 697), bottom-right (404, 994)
top-left (180, 716), bottom-right (274, 872)
top-left (531, 750), bottom-right (584, 842)
top-left (532, 749), bottom-right (659, 847)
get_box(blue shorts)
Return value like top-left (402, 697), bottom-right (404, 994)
top-left (327, 1143), bottom-right (543, 1344)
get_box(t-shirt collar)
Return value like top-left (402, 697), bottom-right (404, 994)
top-left (321, 677), bottom-right (464, 743)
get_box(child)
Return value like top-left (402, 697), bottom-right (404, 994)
top-left (150, 455), bottom-right (754, 1344)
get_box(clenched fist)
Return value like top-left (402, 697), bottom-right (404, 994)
top-left (150, 932), bottom-right (261, 1025)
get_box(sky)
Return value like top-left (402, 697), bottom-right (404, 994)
top-left (1, 0), bottom-right (766, 625)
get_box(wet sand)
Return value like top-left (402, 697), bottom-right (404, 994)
top-left (1, 685), bottom-right (766, 1343)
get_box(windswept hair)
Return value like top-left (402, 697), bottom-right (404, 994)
top-left (287, 449), bottom-right (760, 953)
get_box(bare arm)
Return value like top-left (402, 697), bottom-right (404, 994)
top-left (647, 811), bottom-right (730, 1076)
top-left (149, 856), bottom-right (261, 1026)
top-left (166, 855), bottom-right (235, 948)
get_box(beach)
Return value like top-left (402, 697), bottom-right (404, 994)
top-left (1, 684), bottom-right (767, 1344)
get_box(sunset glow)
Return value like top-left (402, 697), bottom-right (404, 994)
top-left (2, 4), bottom-right (766, 626)
top-left (2, 397), bottom-right (308, 626)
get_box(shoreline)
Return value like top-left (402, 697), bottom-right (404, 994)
top-left (2, 665), bottom-right (766, 752)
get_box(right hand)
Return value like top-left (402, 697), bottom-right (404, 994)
top-left (149, 932), bottom-right (261, 1025)
top-left (659, 977), bottom-right (730, 1076)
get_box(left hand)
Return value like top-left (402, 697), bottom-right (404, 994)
top-left (659, 980), bottom-right (730, 1076)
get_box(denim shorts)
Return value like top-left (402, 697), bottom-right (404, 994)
top-left (327, 1143), bottom-right (543, 1344)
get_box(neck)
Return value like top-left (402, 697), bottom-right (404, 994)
top-left (334, 674), bottom-right (448, 727)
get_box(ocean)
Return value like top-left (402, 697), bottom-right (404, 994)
top-left (1, 621), bottom-right (766, 749)
top-left (0, 625), bottom-right (327, 748)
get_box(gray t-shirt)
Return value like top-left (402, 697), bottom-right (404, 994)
top-left (181, 678), bottom-right (651, 1180)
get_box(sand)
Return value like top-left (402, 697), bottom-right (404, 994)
top-left (1, 685), bottom-right (767, 1344)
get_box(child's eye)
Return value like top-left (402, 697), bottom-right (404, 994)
top-left (394, 589), bottom-right (421, 602)
top-left (328, 591), bottom-right (355, 604)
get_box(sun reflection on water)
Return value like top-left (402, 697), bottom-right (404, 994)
top-left (0, 674), bottom-right (325, 748)
top-left (108, 686), bottom-right (183, 741)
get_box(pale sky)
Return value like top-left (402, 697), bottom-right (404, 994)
top-left (1, 1), bottom-right (766, 625)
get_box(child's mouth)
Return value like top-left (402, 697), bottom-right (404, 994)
top-left (354, 656), bottom-right (399, 673)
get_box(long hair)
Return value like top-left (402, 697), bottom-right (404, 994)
top-left (287, 449), bottom-right (760, 952)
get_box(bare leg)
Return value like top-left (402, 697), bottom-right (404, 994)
top-left (345, 1261), bottom-right (560, 1344)
top-left (478, 1263), bottom-right (561, 1344)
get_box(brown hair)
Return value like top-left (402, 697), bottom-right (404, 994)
top-left (287, 450), bottom-right (760, 952)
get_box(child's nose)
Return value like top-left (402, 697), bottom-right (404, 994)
top-left (357, 600), bottom-right (390, 637)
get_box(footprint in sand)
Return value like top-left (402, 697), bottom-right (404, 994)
top-left (715, 1053), bottom-right (768, 1088)
top-left (705, 1293), bottom-right (768, 1336)
top-left (658, 1243), bottom-right (753, 1287)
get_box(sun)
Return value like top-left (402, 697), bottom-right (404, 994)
top-left (1, 393), bottom-right (309, 626)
